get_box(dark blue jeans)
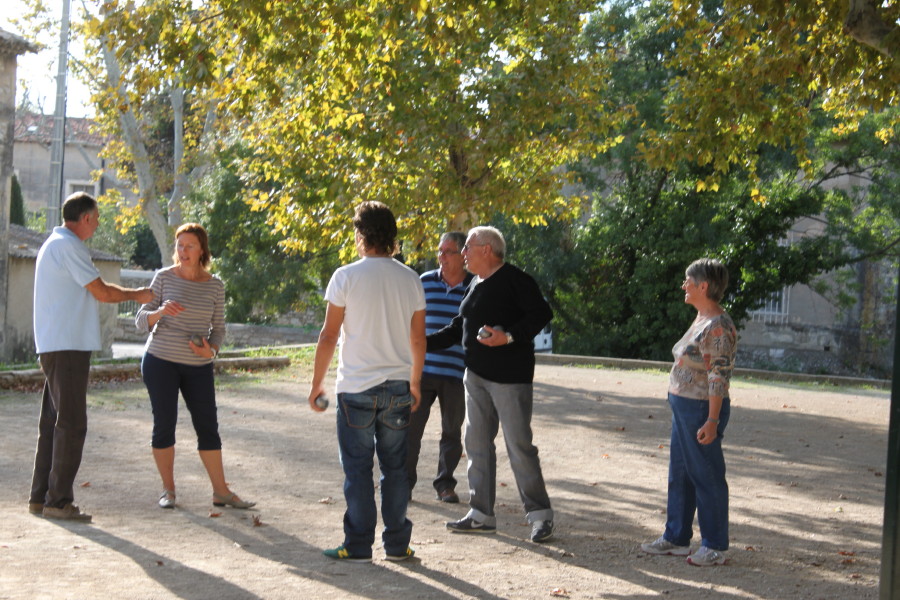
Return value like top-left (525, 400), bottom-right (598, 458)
top-left (664, 393), bottom-right (731, 551)
top-left (337, 380), bottom-right (413, 557)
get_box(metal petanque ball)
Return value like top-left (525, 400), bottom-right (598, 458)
top-left (315, 394), bottom-right (330, 410)
top-left (190, 334), bottom-right (205, 346)
top-left (477, 325), bottom-right (503, 339)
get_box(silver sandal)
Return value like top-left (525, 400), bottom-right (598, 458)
top-left (158, 489), bottom-right (176, 509)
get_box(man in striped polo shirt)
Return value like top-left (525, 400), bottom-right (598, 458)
top-left (406, 232), bottom-right (474, 503)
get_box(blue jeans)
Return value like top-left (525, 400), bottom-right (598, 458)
top-left (664, 393), bottom-right (731, 551)
top-left (337, 380), bottom-right (413, 557)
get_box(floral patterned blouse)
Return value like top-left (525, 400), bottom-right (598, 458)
top-left (668, 312), bottom-right (737, 401)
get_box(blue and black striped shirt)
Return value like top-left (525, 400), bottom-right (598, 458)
top-left (421, 269), bottom-right (474, 380)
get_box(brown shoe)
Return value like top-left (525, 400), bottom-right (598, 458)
top-left (28, 502), bottom-right (44, 515)
top-left (43, 503), bottom-right (92, 522)
top-left (436, 488), bottom-right (460, 503)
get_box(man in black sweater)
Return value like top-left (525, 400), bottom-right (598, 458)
top-left (427, 226), bottom-right (555, 543)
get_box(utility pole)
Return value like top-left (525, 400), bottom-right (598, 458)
top-left (880, 268), bottom-right (900, 600)
top-left (46, 0), bottom-right (71, 231)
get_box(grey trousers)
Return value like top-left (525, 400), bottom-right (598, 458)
top-left (30, 351), bottom-right (91, 509)
top-left (462, 370), bottom-right (553, 526)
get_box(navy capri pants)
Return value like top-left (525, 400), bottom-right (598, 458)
top-left (141, 352), bottom-right (222, 450)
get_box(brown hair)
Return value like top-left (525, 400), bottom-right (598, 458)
top-left (62, 192), bottom-right (98, 223)
top-left (353, 202), bottom-right (398, 255)
top-left (172, 222), bottom-right (212, 268)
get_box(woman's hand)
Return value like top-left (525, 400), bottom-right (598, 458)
top-left (188, 336), bottom-right (217, 359)
top-left (696, 420), bottom-right (718, 445)
top-left (157, 300), bottom-right (185, 318)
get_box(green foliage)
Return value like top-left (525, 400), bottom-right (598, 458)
top-left (10, 175), bottom-right (26, 226)
top-left (650, 0), bottom-right (900, 189)
top-left (129, 224), bottom-right (163, 269)
top-left (217, 0), bottom-right (623, 260)
top-left (185, 151), bottom-right (337, 323)
top-left (86, 204), bottom-right (162, 269)
top-left (508, 0), bottom-right (893, 362)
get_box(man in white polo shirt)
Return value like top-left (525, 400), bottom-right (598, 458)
top-left (30, 192), bottom-right (153, 522)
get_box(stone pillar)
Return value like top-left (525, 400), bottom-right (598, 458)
top-left (0, 30), bottom-right (37, 362)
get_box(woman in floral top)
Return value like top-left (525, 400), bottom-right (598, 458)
top-left (641, 258), bottom-right (737, 567)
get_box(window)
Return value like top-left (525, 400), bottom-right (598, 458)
top-left (750, 287), bottom-right (790, 324)
top-left (67, 181), bottom-right (97, 197)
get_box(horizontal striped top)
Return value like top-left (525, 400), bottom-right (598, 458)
top-left (421, 269), bottom-right (473, 380)
top-left (135, 267), bottom-right (226, 366)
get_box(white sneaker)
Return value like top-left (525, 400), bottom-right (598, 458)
top-left (641, 536), bottom-right (690, 556)
top-left (687, 545), bottom-right (727, 566)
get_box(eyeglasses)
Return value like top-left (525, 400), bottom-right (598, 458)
top-left (437, 249), bottom-right (461, 257)
top-left (463, 243), bottom-right (487, 252)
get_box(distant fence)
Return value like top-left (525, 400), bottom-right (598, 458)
top-left (116, 317), bottom-right (319, 348)
top-left (118, 269), bottom-right (156, 316)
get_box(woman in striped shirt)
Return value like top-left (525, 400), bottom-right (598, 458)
top-left (136, 223), bottom-right (255, 510)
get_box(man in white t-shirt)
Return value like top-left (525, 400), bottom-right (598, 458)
top-left (308, 201), bottom-right (426, 563)
top-left (30, 192), bottom-right (153, 522)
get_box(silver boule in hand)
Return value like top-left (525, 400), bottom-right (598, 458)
top-left (191, 334), bottom-right (205, 346)
top-left (315, 394), bottom-right (330, 409)
top-left (477, 325), bottom-right (504, 339)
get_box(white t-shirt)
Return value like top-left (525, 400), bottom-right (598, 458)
top-left (33, 226), bottom-right (102, 353)
top-left (325, 256), bottom-right (426, 394)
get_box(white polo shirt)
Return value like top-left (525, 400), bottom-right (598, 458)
top-left (33, 226), bottom-right (102, 353)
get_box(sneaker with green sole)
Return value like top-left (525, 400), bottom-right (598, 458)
top-left (322, 545), bottom-right (372, 563)
top-left (385, 547), bottom-right (415, 562)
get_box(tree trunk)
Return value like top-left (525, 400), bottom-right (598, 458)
top-left (101, 41), bottom-right (172, 265)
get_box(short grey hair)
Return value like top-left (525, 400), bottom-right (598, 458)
top-left (686, 258), bottom-right (729, 303)
top-left (468, 226), bottom-right (505, 259)
top-left (439, 231), bottom-right (466, 251)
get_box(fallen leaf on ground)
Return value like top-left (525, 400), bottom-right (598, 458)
top-left (209, 510), bottom-right (222, 518)
top-left (252, 515), bottom-right (263, 527)
top-left (550, 588), bottom-right (569, 597)
top-left (80, 482), bottom-right (91, 487)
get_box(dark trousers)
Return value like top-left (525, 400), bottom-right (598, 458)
top-left (405, 375), bottom-right (466, 494)
top-left (30, 351), bottom-right (92, 509)
top-left (141, 352), bottom-right (221, 450)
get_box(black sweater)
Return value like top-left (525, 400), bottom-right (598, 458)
top-left (427, 263), bottom-right (552, 384)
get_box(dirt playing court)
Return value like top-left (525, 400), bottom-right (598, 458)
top-left (0, 361), bottom-right (889, 599)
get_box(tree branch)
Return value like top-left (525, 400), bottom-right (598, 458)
top-left (844, 0), bottom-right (900, 59)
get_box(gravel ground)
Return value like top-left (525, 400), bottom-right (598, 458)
top-left (0, 362), bottom-right (889, 599)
